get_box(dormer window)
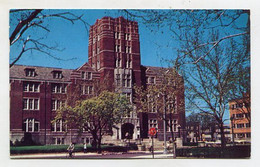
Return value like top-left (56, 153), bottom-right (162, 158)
top-left (25, 68), bottom-right (36, 77)
top-left (81, 71), bottom-right (92, 80)
top-left (149, 77), bottom-right (155, 84)
top-left (52, 71), bottom-right (62, 79)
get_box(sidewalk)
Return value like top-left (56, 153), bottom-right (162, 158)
top-left (10, 150), bottom-right (176, 159)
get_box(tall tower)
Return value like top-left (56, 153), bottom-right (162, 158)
top-left (88, 17), bottom-right (142, 95)
top-left (88, 17), bottom-right (141, 139)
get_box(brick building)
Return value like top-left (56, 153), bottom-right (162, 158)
top-left (10, 16), bottom-right (185, 145)
top-left (229, 93), bottom-right (251, 143)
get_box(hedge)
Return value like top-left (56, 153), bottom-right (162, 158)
top-left (176, 145), bottom-right (251, 158)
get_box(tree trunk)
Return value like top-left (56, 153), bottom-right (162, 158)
top-left (219, 122), bottom-right (226, 147)
top-left (91, 131), bottom-right (98, 149)
top-left (169, 112), bottom-right (176, 158)
top-left (97, 129), bottom-right (102, 153)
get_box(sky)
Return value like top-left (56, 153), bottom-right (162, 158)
top-left (9, 9), bottom-right (249, 124)
top-left (10, 9), bottom-right (176, 69)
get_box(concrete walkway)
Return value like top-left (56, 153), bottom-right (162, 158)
top-left (10, 150), bottom-right (177, 159)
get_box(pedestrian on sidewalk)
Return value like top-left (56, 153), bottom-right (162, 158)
top-left (67, 143), bottom-right (75, 158)
top-left (83, 143), bottom-right (87, 153)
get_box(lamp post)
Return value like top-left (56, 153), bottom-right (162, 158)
top-left (163, 93), bottom-right (168, 154)
top-left (158, 92), bottom-right (168, 154)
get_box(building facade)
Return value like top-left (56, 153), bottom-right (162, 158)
top-left (10, 16), bottom-right (185, 145)
top-left (229, 93), bottom-right (251, 143)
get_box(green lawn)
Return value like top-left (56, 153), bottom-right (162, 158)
top-left (10, 144), bottom-right (131, 154)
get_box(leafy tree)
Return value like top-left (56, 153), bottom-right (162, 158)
top-left (134, 67), bottom-right (185, 158)
top-left (55, 91), bottom-right (132, 153)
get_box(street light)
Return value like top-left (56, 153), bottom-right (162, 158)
top-left (158, 92), bottom-right (168, 154)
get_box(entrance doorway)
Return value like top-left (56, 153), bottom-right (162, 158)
top-left (121, 123), bottom-right (134, 139)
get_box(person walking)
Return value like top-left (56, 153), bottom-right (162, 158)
top-left (67, 143), bottom-right (75, 158)
top-left (83, 143), bottom-right (87, 153)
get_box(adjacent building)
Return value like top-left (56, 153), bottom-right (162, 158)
top-left (229, 93), bottom-right (251, 143)
top-left (10, 16), bottom-right (185, 145)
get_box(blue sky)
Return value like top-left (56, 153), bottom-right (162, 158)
top-left (9, 9), bottom-right (249, 124)
top-left (10, 9), bottom-right (176, 69)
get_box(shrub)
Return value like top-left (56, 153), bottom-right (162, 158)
top-left (176, 145), bottom-right (251, 158)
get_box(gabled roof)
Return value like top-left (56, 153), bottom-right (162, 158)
top-left (10, 64), bottom-right (73, 82)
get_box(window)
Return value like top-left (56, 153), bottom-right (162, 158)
top-left (81, 85), bottom-right (94, 95)
top-left (23, 82), bottom-right (40, 92)
top-left (114, 32), bottom-right (120, 39)
top-left (125, 33), bottom-right (131, 40)
top-left (52, 119), bottom-right (66, 132)
top-left (245, 123), bottom-right (251, 128)
top-left (167, 120), bottom-right (178, 132)
top-left (115, 55), bottom-right (121, 68)
top-left (236, 123), bottom-right (245, 128)
top-left (23, 118), bottom-right (40, 132)
top-left (236, 113), bottom-right (244, 118)
top-left (81, 72), bottom-right (92, 80)
top-left (52, 137), bottom-right (65, 145)
top-left (115, 45), bottom-right (121, 52)
top-left (148, 96), bottom-right (156, 113)
top-left (87, 72), bottom-right (92, 80)
top-left (126, 74), bottom-right (131, 87)
top-left (51, 83), bottom-right (67, 94)
top-left (116, 74), bottom-right (120, 86)
top-left (123, 93), bottom-right (132, 103)
top-left (89, 86), bottom-right (93, 95)
top-left (81, 71), bottom-right (86, 79)
top-left (122, 74), bottom-right (131, 88)
top-left (126, 54), bottom-right (131, 68)
top-left (25, 68), bottom-right (36, 77)
top-left (149, 77), bottom-right (155, 84)
top-left (246, 133), bottom-right (251, 138)
top-left (23, 98), bottom-right (39, 110)
top-left (125, 46), bottom-right (131, 53)
top-left (149, 119), bottom-right (158, 129)
top-left (237, 133), bottom-right (245, 138)
top-left (52, 71), bottom-right (62, 79)
top-left (51, 99), bottom-right (65, 111)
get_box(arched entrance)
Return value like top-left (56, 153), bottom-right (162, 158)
top-left (121, 123), bottom-right (134, 139)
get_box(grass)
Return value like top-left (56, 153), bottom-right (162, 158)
top-left (10, 144), bottom-right (135, 155)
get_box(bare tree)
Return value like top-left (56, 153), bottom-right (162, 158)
top-left (122, 10), bottom-right (250, 147)
top-left (9, 9), bottom-right (90, 68)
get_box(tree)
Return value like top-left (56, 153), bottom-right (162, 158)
top-left (134, 67), bottom-right (185, 158)
top-left (9, 9), bottom-right (89, 68)
top-left (122, 10), bottom-right (250, 147)
top-left (55, 91), bottom-right (132, 153)
top-left (186, 112), bottom-right (216, 141)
